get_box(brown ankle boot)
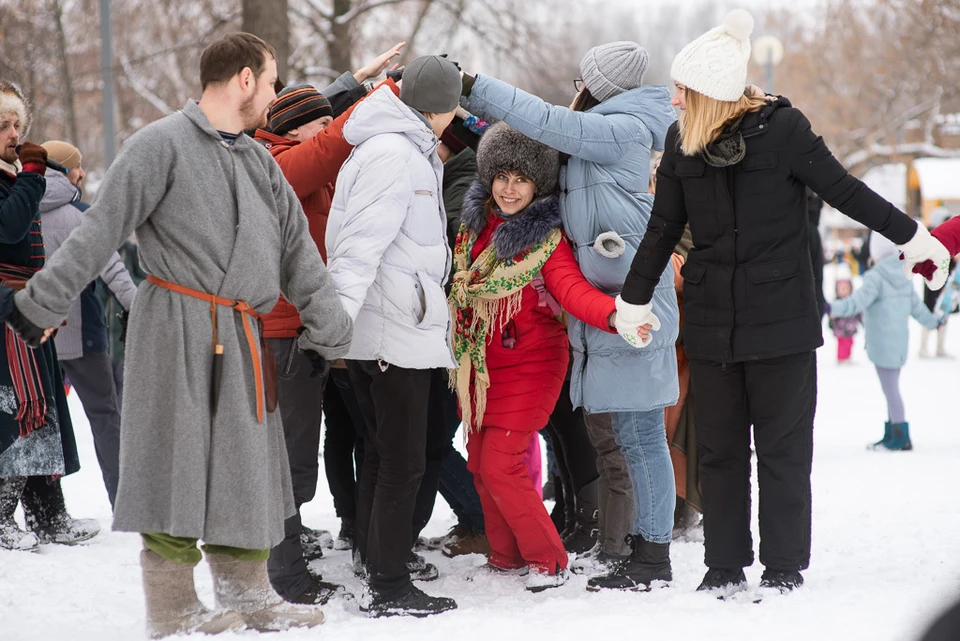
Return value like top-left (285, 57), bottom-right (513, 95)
top-left (441, 530), bottom-right (491, 558)
top-left (140, 548), bottom-right (245, 638)
top-left (206, 553), bottom-right (325, 631)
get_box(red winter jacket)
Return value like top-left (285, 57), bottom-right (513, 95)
top-left (255, 79), bottom-right (400, 338)
top-left (465, 197), bottom-right (616, 432)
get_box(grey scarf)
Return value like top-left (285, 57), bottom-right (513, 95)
top-left (702, 115), bottom-right (746, 167)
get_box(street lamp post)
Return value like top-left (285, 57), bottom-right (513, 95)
top-left (752, 35), bottom-right (784, 95)
top-left (100, 0), bottom-right (115, 167)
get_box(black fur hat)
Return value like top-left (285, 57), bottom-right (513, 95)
top-left (476, 122), bottom-right (559, 196)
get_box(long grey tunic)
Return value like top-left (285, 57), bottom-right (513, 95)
top-left (15, 101), bottom-right (353, 549)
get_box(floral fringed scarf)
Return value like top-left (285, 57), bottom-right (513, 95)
top-left (447, 223), bottom-right (561, 433)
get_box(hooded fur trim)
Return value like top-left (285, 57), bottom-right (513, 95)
top-left (476, 122), bottom-right (559, 196)
top-left (0, 81), bottom-right (29, 135)
top-left (460, 179), bottom-right (562, 259)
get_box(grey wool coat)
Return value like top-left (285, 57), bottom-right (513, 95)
top-left (16, 101), bottom-right (353, 549)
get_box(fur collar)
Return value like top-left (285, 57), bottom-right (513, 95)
top-left (460, 179), bottom-right (561, 259)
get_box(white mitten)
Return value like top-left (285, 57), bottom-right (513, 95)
top-left (614, 295), bottom-right (661, 349)
top-left (899, 223), bottom-right (951, 291)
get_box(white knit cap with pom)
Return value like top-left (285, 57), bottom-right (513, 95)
top-left (671, 9), bottom-right (754, 102)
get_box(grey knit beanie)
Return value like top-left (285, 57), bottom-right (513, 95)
top-left (579, 42), bottom-right (649, 103)
top-left (476, 122), bottom-right (559, 196)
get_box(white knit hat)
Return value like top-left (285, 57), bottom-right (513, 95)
top-left (671, 9), bottom-right (754, 102)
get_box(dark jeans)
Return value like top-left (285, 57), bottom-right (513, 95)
top-left (436, 384), bottom-right (484, 534)
top-left (60, 351), bottom-right (121, 507)
top-left (266, 338), bottom-right (326, 601)
top-left (347, 360), bottom-right (432, 597)
top-left (323, 368), bottom-right (365, 521)
top-left (690, 352), bottom-right (817, 572)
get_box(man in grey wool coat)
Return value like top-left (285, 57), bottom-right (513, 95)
top-left (7, 33), bottom-right (353, 638)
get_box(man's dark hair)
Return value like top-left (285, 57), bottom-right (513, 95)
top-left (199, 33), bottom-right (277, 91)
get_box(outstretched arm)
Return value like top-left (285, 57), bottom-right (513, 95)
top-left (542, 238), bottom-right (616, 332)
top-left (15, 127), bottom-right (168, 329)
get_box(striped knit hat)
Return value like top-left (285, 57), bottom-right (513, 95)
top-left (267, 84), bottom-right (333, 136)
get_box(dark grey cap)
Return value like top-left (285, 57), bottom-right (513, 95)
top-left (399, 55), bottom-right (462, 114)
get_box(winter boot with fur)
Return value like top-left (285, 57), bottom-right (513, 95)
top-left (206, 553), bottom-right (325, 631)
top-left (0, 476), bottom-right (38, 552)
top-left (21, 478), bottom-right (99, 545)
top-left (587, 536), bottom-right (671, 592)
top-left (882, 423), bottom-right (913, 451)
top-left (140, 548), bottom-right (245, 639)
top-left (562, 479), bottom-right (599, 554)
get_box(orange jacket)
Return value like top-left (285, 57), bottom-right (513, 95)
top-left (255, 79), bottom-right (399, 338)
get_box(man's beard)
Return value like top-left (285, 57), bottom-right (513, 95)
top-left (239, 94), bottom-right (267, 132)
top-left (0, 146), bottom-right (18, 164)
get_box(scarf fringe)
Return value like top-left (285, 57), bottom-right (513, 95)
top-left (448, 226), bottom-right (562, 433)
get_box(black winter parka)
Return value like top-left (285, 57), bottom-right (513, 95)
top-left (622, 98), bottom-right (918, 362)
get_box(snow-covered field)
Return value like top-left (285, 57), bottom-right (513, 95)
top-left (3, 270), bottom-right (959, 641)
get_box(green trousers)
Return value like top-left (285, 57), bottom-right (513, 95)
top-left (142, 532), bottom-right (270, 565)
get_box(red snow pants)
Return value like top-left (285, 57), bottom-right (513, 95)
top-left (467, 426), bottom-right (568, 574)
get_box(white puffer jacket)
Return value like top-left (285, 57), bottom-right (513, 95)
top-left (325, 87), bottom-right (455, 369)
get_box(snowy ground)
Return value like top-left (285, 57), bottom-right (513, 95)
top-left (3, 269), bottom-right (959, 641)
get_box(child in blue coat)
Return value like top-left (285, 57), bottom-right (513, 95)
top-left (829, 234), bottom-right (943, 450)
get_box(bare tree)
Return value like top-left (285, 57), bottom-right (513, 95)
top-left (243, 0), bottom-right (291, 83)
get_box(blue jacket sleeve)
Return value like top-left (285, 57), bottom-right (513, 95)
top-left (830, 273), bottom-right (882, 318)
top-left (910, 289), bottom-right (940, 330)
top-left (462, 75), bottom-right (649, 164)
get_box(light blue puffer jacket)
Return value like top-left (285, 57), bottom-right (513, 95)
top-left (830, 255), bottom-right (940, 369)
top-left (463, 76), bottom-right (680, 412)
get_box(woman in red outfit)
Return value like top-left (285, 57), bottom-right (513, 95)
top-left (448, 123), bottom-right (617, 592)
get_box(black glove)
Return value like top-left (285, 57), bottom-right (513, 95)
top-left (118, 310), bottom-right (129, 343)
top-left (438, 53), bottom-right (461, 71)
top-left (386, 67), bottom-right (403, 83)
top-left (7, 305), bottom-right (46, 348)
top-left (303, 349), bottom-right (330, 379)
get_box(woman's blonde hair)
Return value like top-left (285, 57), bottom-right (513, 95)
top-left (678, 87), bottom-right (767, 156)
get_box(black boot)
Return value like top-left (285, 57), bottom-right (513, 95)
top-left (0, 476), bottom-right (38, 551)
top-left (335, 518), bottom-right (355, 551)
top-left (557, 474), bottom-right (577, 539)
top-left (21, 478), bottom-right (99, 545)
top-left (549, 477), bottom-right (566, 534)
top-left (285, 567), bottom-right (349, 605)
top-left (407, 550), bottom-right (439, 582)
top-left (586, 535), bottom-right (671, 591)
top-left (300, 525), bottom-right (332, 562)
top-left (362, 585), bottom-right (457, 618)
top-left (562, 479), bottom-right (599, 554)
top-left (696, 568), bottom-right (747, 595)
top-left (759, 569), bottom-right (804, 593)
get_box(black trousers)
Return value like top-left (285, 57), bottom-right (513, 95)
top-left (543, 378), bottom-right (599, 495)
top-left (61, 351), bottom-right (122, 508)
top-left (410, 368), bottom-right (450, 542)
top-left (266, 338), bottom-right (326, 601)
top-left (689, 352), bottom-right (817, 572)
top-left (347, 360), bottom-right (432, 597)
top-left (323, 369), bottom-right (365, 521)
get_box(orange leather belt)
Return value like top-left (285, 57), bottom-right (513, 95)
top-left (147, 274), bottom-right (268, 423)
